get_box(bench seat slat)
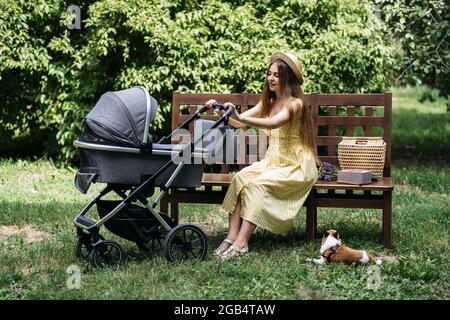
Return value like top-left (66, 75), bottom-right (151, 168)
top-left (314, 178), bottom-right (393, 190)
top-left (314, 197), bottom-right (385, 209)
top-left (201, 173), bottom-right (393, 191)
top-left (202, 173), bottom-right (232, 186)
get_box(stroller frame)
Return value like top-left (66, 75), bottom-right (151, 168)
top-left (74, 103), bottom-right (233, 267)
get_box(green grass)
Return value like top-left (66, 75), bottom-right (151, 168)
top-left (390, 86), bottom-right (449, 160)
top-left (0, 86), bottom-right (449, 300)
top-left (0, 159), bottom-right (448, 299)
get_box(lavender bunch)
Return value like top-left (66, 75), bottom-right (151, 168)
top-left (318, 162), bottom-right (339, 181)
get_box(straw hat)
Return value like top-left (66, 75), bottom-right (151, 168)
top-left (270, 51), bottom-right (303, 85)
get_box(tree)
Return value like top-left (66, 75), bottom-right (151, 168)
top-left (0, 0), bottom-right (395, 162)
top-left (373, 0), bottom-right (450, 105)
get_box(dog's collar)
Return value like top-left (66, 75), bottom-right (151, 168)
top-left (321, 244), bottom-right (341, 263)
top-left (320, 237), bottom-right (341, 255)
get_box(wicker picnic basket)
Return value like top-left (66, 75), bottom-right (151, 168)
top-left (338, 137), bottom-right (386, 181)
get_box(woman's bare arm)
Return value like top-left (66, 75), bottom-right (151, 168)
top-left (237, 108), bottom-right (291, 129)
top-left (234, 99), bottom-right (301, 130)
top-left (205, 99), bottom-right (262, 129)
top-left (227, 102), bottom-right (262, 128)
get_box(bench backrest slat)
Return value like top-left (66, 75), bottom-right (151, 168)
top-left (364, 107), bottom-right (374, 136)
top-left (327, 106), bottom-right (337, 157)
top-left (171, 92), bottom-right (392, 177)
top-left (317, 116), bottom-right (385, 126)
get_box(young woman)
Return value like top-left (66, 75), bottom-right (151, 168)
top-left (205, 51), bottom-right (318, 260)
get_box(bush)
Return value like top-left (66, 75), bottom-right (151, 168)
top-left (0, 0), bottom-right (394, 162)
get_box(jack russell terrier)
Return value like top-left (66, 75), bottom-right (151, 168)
top-left (306, 229), bottom-right (381, 266)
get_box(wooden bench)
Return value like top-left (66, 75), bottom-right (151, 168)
top-left (161, 92), bottom-right (394, 248)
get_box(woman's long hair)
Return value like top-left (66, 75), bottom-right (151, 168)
top-left (261, 60), bottom-right (317, 159)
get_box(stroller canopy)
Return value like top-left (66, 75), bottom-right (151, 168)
top-left (84, 87), bottom-right (157, 148)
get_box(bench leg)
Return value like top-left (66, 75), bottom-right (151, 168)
top-left (160, 194), bottom-right (169, 215)
top-left (170, 202), bottom-right (179, 224)
top-left (160, 190), bottom-right (179, 224)
top-left (383, 191), bottom-right (392, 249)
top-left (306, 193), bottom-right (317, 243)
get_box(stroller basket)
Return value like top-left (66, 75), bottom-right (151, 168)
top-left (97, 200), bottom-right (173, 245)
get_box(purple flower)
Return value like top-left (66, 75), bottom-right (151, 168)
top-left (317, 161), bottom-right (339, 181)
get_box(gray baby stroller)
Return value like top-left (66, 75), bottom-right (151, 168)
top-left (73, 86), bottom-right (233, 268)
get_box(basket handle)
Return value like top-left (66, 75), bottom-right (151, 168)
top-left (341, 136), bottom-right (384, 144)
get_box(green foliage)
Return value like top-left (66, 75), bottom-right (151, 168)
top-left (0, 0), bottom-right (394, 162)
top-left (374, 0), bottom-right (450, 101)
top-left (0, 0), bottom-right (57, 154)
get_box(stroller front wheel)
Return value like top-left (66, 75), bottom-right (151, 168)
top-left (75, 234), bottom-right (105, 260)
top-left (89, 240), bottom-right (123, 268)
top-left (164, 224), bottom-right (207, 263)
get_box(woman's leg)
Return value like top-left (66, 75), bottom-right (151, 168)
top-left (216, 195), bottom-right (242, 253)
top-left (226, 196), bottom-right (242, 240)
top-left (233, 219), bottom-right (256, 249)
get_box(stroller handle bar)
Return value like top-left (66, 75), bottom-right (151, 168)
top-left (212, 103), bottom-right (224, 112)
top-left (157, 103), bottom-right (234, 144)
top-left (190, 103), bottom-right (233, 117)
top-left (212, 103), bottom-right (235, 117)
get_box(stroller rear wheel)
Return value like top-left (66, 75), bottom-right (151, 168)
top-left (89, 240), bottom-right (123, 268)
top-left (164, 224), bottom-right (207, 263)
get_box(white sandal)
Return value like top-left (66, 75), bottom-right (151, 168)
top-left (213, 238), bottom-right (235, 257)
top-left (219, 245), bottom-right (249, 261)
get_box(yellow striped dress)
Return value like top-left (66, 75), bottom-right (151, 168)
top-left (221, 120), bottom-right (318, 234)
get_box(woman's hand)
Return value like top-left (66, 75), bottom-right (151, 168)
top-left (223, 102), bottom-right (239, 120)
top-left (205, 99), bottom-right (217, 108)
top-left (205, 99), bottom-right (227, 116)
